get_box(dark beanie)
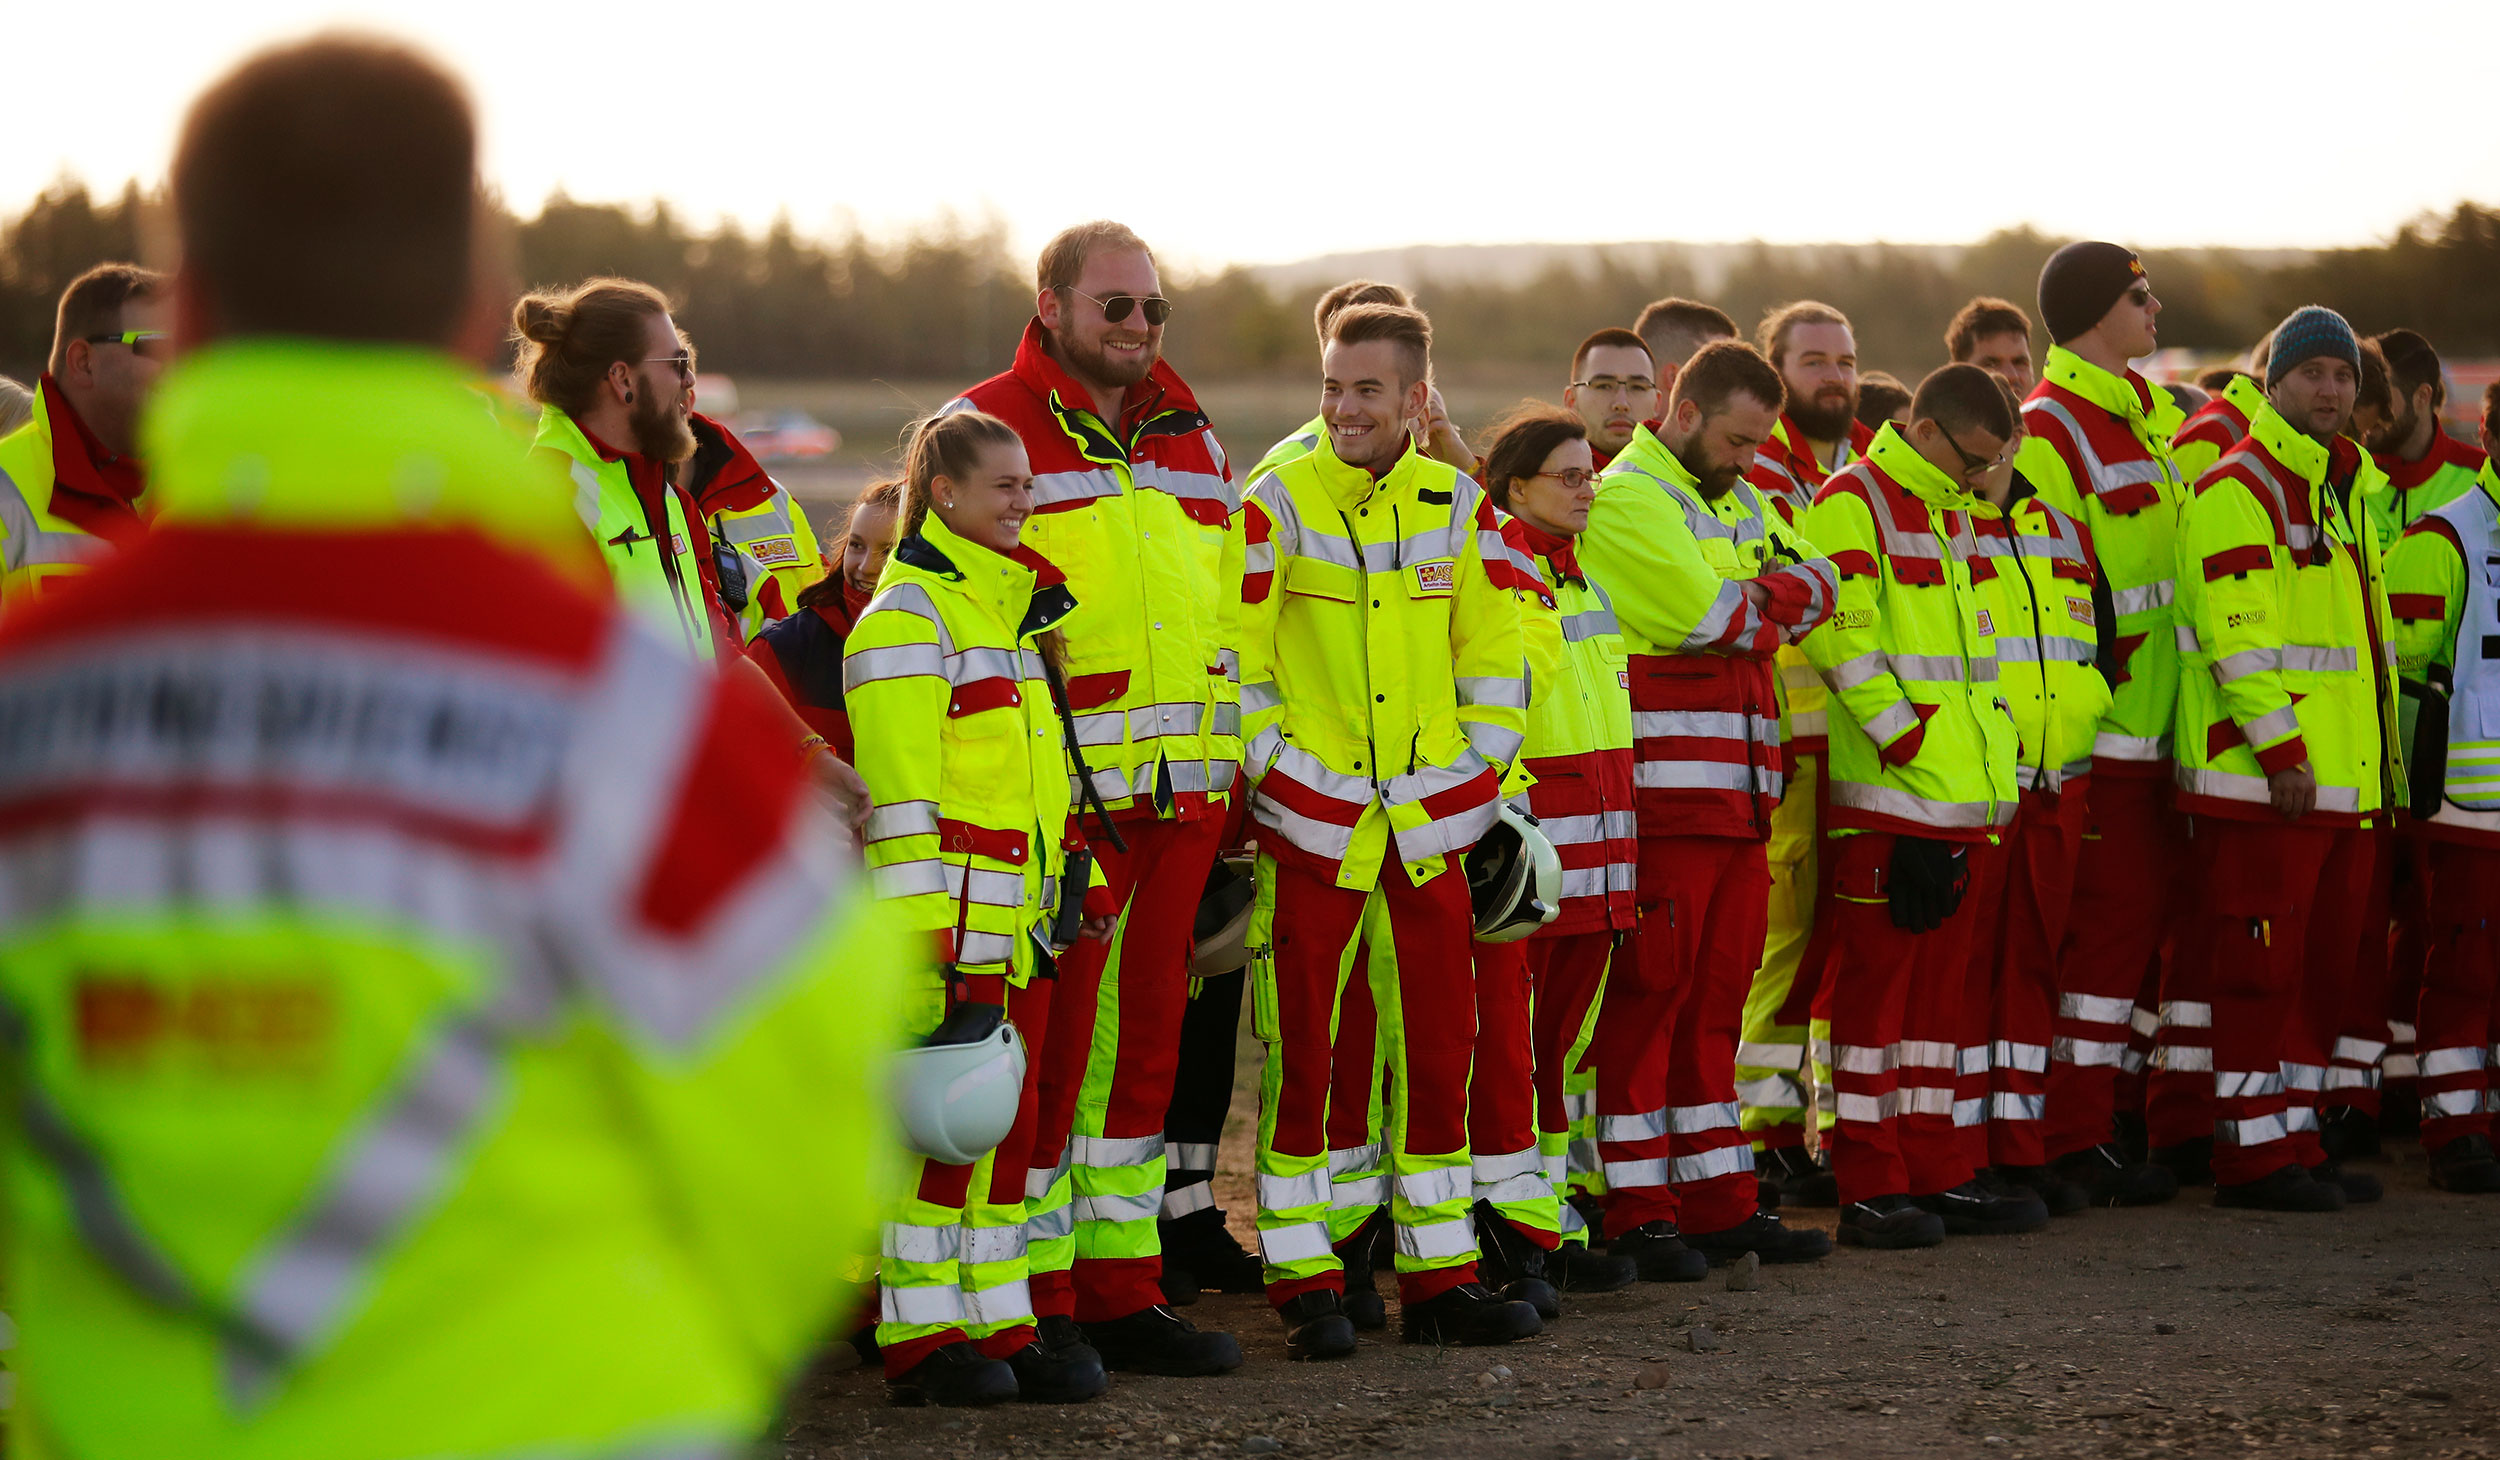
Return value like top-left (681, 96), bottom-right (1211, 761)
top-left (2265, 305), bottom-right (2360, 389)
top-left (2037, 241), bottom-right (2146, 344)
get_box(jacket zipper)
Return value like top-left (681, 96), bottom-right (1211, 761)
top-left (1340, 506), bottom-right (1384, 797)
top-left (2010, 522), bottom-right (2050, 784)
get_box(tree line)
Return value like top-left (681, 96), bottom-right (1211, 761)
top-left (5, 180), bottom-right (2495, 386)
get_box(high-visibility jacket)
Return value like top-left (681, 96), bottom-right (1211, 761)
top-left (532, 404), bottom-right (731, 662)
top-left (947, 321), bottom-right (1242, 821)
top-left (1509, 516), bottom-right (1637, 934)
top-left (748, 582), bottom-right (867, 763)
top-left (2016, 345), bottom-right (2192, 774)
top-left (1973, 482), bottom-right (2114, 793)
top-left (2385, 461), bottom-right (2500, 847)
top-left (1581, 424), bottom-right (1837, 841)
top-left (685, 412), bottom-right (822, 638)
top-left (0, 340), bottom-right (905, 1460)
top-left (1251, 415), bottom-right (1326, 483)
top-left (2367, 429), bottom-right (2489, 552)
top-left (1239, 437), bottom-right (1526, 889)
top-left (1747, 414), bottom-right (1873, 752)
top-left (844, 514), bottom-right (1088, 983)
top-left (0, 379), bottom-right (145, 612)
top-left (1801, 424), bottom-right (2021, 841)
top-left (2170, 371), bottom-right (2267, 487)
top-left (2173, 400), bottom-right (2403, 827)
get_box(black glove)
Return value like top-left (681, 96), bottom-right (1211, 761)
top-left (1887, 835), bottom-right (1969, 934)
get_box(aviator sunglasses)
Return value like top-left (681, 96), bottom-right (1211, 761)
top-left (1065, 287), bottom-right (1174, 327)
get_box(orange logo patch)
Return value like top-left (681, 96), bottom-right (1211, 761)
top-left (746, 534), bottom-right (801, 568)
top-left (77, 975), bottom-right (336, 1078)
top-left (1412, 560), bottom-right (1456, 594)
top-left (1975, 608), bottom-right (1996, 636)
top-left (2067, 595), bottom-right (2094, 626)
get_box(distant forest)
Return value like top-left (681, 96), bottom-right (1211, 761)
top-left (6, 181), bottom-right (2496, 384)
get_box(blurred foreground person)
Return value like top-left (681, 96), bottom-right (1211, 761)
top-left (0, 263), bottom-right (167, 612)
top-left (0, 35), bottom-right (908, 1458)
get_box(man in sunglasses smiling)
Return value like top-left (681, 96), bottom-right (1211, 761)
top-left (0, 263), bottom-right (167, 612)
top-left (945, 220), bottom-right (1247, 1381)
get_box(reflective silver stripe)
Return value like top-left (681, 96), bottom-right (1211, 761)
top-left (2280, 1061), bottom-right (2325, 1092)
top-left (564, 459), bottom-right (604, 537)
top-left (227, 1013), bottom-right (504, 1400)
top-left (1669, 1145), bottom-right (1752, 1184)
top-left (2212, 646), bottom-right (2280, 684)
top-left (1457, 674), bottom-right (1529, 710)
top-left (2214, 1069), bottom-right (2284, 1099)
top-left (2233, 451), bottom-right (2318, 554)
top-left (1889, 652), bottom-right (1997, 683)
top-left (1835, 1090), bottom-right (1899, 1122)
top-left (1994, 635), bottom-right (2096, 664)
top-left (2094, 730), bottom-right (2165, 762)
top-left (1162, 1182), bottom-right (1216, 1218)
top-left (1025, 1150), bottom-right (1071, 1200)
top-left (1827, 779), bottom-right (2013, 828)
top-left (885, 1222), bottom-right (962, 1265)
top-left (1165, 1140), bottom-right (1220, 1170)
top-left (1328, 1142), bottom-right (1386, 1177)
top-left (1604, 1157), bottom-right (1671, 1188)
top-left (2051, 1036), bottom-right (2129, 1067)
top-left (1030, 468), bottom-right (1123, 509)
top-left (945, 864), bottom-right (1029, 910)
top-left (2418, 1046), bottom-right (2487, 1078)
top-left (1668, 1101), bottom-right (1742, 1133)
top-left (1899, 1087), bottom-right (1957, 1116)
top-left (1258, 1219), bottom-right (1334, 1265)
top-left (2214, 1113), bottom-right (2289, 1147)
top-left (0, 471), bottom-right (105, 573)
top-left (2281, 644), bottom-right (2359, 674)
top-left (962, 1224), bottom-right (1026, 1265)
top-left (882, 1282), bottom-right (966, 1326)
top-left (2110, 579), bottom-right (2175, 618)
top-left (1239, 682), bottom-right (1282, 716)
top-left (1990, 1092), bottom-right (2046, 1122)
top-left (2060, 992), bottom-right (2136, 1025)
top-left (1074, 1191), bottom-right (1163, 1224)
top-left (954, 929), bottom-right (1018, 966)
top-left (1951, 1096), bottom-right (1988, 1126)
top-left (872, 856), bottom-right (949, 899)
top-left (2161, 1000), bottom-right (2212, 1029)
top-left (1397, 1164), bottom-right (1471, 1209)
top-left (1991, 1040), bottom-right (2049, 1074)
top-left (1397, 1215), bottom-right (1479, 1261)
top-left (1834, 1042), bottom-right (1898, 1074)
top-left (1899, 1039), bottom-right (1957, 1069)
top-left (1679, 578), bottom-right (1751, 651)
top-left (1737, 1074), bottom-right (1805, 1108)
top-left (2153, 1044), bottom-right (2214, 1072)
top-left (1257, 1168), bottom-right (1332, 1211)
top-left (2177, 766), bottom-right (2360, 815)
top-left (1861, 699), bottom-right (1922, 744)
top-left (1599, 1107), bottom-right (1669, 1143)
top-left (1635, 759), bottom-right (1778, 794)
top-left (2330, 1035), bottom-right (2387, 1065)
top-left (1072, 1132), bottom-right (1166, 1167)
top-left (961, 1277), bottom-right (1034, 1327)
top-left (1736, 1041), bottom-right (1807, 1071)
top-left (1470, 1145), bottom-right (1544, 1182)
top-left (845, 642), bottom-right (944, 689)
top-left (863, 800), bottom-right (941, 845)
top-left (1560, 606), bottom-right (1620, 642)
top-left (2423, 1088), bottom-right (2484, 1118)
top-left (1332, 1174), bottom-right (1389, 1210)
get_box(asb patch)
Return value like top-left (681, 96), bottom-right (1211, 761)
top-left (745, 534), bottom-right (802, 568)
top-left (1975, 607), bottom-right (1996, 636)
top-left (1412, 559), bottom-right (1456, 595)
top-left (2067, 595), bottom-right (2094, 626)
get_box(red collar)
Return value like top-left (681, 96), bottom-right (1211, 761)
top-left (2376, 429), bottom-right (2488, 492)
top-left (684, 412), bottom-right (776, 515)
top-left (37, 374), bottom-right (145, 542)
top-left (1007, 317), bottom-right (1203, 440)
top-left (1518, 518), bottom-right (1582, 587)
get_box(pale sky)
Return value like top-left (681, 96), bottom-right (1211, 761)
top-left (14, 0), bottom-right (2497, 273)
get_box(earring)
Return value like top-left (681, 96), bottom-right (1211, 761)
top-left (624, 389), bottom-right (635, 403)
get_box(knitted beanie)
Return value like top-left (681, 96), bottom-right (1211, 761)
top-left (2265, 306), bottom-right (2361, 389)
top-left (2037, 241), bottom-right (2146, 344)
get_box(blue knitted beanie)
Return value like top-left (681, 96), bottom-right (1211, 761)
top-left (2266, 306), bottom-right (2360, 389)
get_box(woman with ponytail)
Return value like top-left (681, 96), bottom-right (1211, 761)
top-left (844, 410), bottom-right (1114, 1407)
top-left (746, 480), bottom-right (903, 763)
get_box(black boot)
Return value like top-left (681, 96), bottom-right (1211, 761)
top-left (2113, 1110), bottom-right (2151, 1165)
top-left (1547, 1239), bottom-right (1637, 1292)
top-left (1337, 1220), bottom-right (1387, 1331)
top-left (1608, 1220), bottom-right (1709, 1282)
top-left (1838, 1193), bottom-right (1946, 1249)
top-left (1471, 1201), bottom-right (1562, 1319)
top-left (1158, 1205), bottom-right (1265, 1299)
top-left (1003, 1338), bottom-right (1106, 1403)
top-left (885, 1341), bottom-right (1019, 1407)
top-left (2320, 1105), bottom-right (2384, 1162)
top-left (2053, 1142), bottom-right (2179, 1206)
top-left (1754, 1176), bottom-right (1785, 1212)
top-left (1680, 1208), bottom-right (1832, 1264)
top-left (2151, 1136), bottom-right (2214, 1187)
top-left (2215, 1163), bottom-right (2344, 1212)
top-left (1276, 1290), bottom-right (1359, 1361)
top-left (2428, 1134), bottom-right (2500, 1193)
top-left (1036, 1314), bottom-right (1101, 1368)
top-left (1757, 1145), bottom-right (1840, 1207)
top-left (1082, 1305), bottom-right (1243, 1377)
top-left (2309, 1161), bottom-right (2384, 1204)
top-left (1398, 1282), bottom-right (1543, 1345)
top-left (1991, 1164), bottom-right (2089, 1217)
top-left (1913, 1179), bottom-right (2051, 1235)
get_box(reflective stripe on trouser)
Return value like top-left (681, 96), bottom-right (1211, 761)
top-left (2416, 840), bottom-right (2500, 1148)
top-left (1324, 945), bottom-right (1390, 1246)
top-left (1824, 832), bottom-right (1997, 1203)
top-left (881, 973), bottom-right (1052, 1376)
top-left (1529, 931), bottom-right (1614, 1244)
top-left (2046, 773), bottom-right (2186, 1160)
top-left (1159, 966), bottom-right (1245, 1220)
top-left (2168, 818), bottom-right (2360, 1185)
top-left (1472, 938), bottom-right (1562, 1243)
top-left (1592, 836), bottom-right (1768, 1238)
top-left (2313, 824), bottom-right (2395, 1117)
top-left (1738, 751), bottom-right (1834, 1148)
top-left (1961, 789), bottom-right (2086, 1168)
top-left (1252, 851), bottom-right (1481, 1306)
top-left (1033, 813), bottom-right (1225, 1323)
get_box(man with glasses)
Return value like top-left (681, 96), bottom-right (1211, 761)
top-left (946, 220), bottom-right (1246, 1380)
top-left (0, 263), bottom-right (166, 612)
top-left (1799, 364), bottom-right (2044, 1249)
top-left (1564, 328), bottom-right (1659, 470)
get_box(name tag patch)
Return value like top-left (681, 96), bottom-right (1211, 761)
top-left (1975, 607), bottom-right (1996, 636)
top-left (670, 532), bottom-right (690, 558)
top-left (745, 534), bottom-right (802, 568)
top-left (2067, 596), bottom-right (2094, 626)
top-left (1412, 560), bottom-right (1456, 595)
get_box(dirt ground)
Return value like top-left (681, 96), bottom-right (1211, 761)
top-left (778, 1133), bottom-right (2500, 1460)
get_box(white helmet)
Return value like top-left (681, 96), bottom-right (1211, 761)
top-left (1466, 803), bottom-right (1562, 943)
top-left (893, 1002), bottom-right (1028, 1165)
top-left (1191, 854), bottom-right (1258, 977)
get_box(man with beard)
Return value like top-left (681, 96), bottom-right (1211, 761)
top-left (2364, 329), bottom-right (2489, 546)
top-left (1632, 298), bottom-right (1738, 403)
top-left (1947, 297), bottom-right (2037, 395)
top-left (945, 220), bottom-right (1246, 1378)
top-left (1564, 327), bottom-right (1658, 470)
top-left (516, 279), bottom-right (738, 663)
top-left (1576, 340), bottom-right (1840, 1273)
top-left (1732, 301), bottom-right (1875, 1197)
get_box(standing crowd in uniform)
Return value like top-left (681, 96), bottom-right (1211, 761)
top-left (0, 31), bottom-right (2495, 1456)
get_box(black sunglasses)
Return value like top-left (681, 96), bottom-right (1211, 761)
top-left (1065, 287), bottom-right (1174, 327)
top-left (1932, 420), bottom-right (2007, 482)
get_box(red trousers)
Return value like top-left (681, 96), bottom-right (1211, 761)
top-left (2384, 828), bottom-right (2434, 1101)
top-left (2156, 817), bottom-right (2372, 1185)
top-left (1325, 944), bottom-right (1385, 1246)
top-left (2044, 773), bottom-right (2183, 1160)
top-left (2315, 823), bottom-right (2396, 1117)
top-left (1469, 938), bottom-right (1554, 1245)
top-left (2417, 839), bottom-right (2500, 1151)
top-left (1592, 836), bottom-right (1767, 1238)
top-left (1529, 931), bottom-right (1615, 1143)
top-left (1959, 788), bottom-right (2088, 1168)
top-left (885, 972), bottom-right (1053, 1378)
top-left (1265, 858), bottom-right (1479, 1304)
top-left (1028, 812), bottom-right (1223, 1322)
top-left (1825, 831), bottom-right (1999, 1203)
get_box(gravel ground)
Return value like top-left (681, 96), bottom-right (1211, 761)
top-left (777, 1138), bottom-right (2500, 1459)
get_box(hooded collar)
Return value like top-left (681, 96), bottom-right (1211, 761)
top-left (1305, 430), bottom-right (1430, 513)
top-left (1007, 317), bottom-right (1205, 446)
top-left (1867, 422), bottom-right (1995, 516)
top-left (898, 511), bottom-right (1075, 641)
top-left (34, 375), bottom-right (146, 542)
top-left (2247, 401), bottom-right (2332, 489)
top-left (2039, 344), bottom-right (2163, 423)
top-left (2375, 426), bottom-right (2486, 492)
top-left (682, 411), bottom-right (777, 515)
top-left (1769, 413), bottom-right (1873, 480)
